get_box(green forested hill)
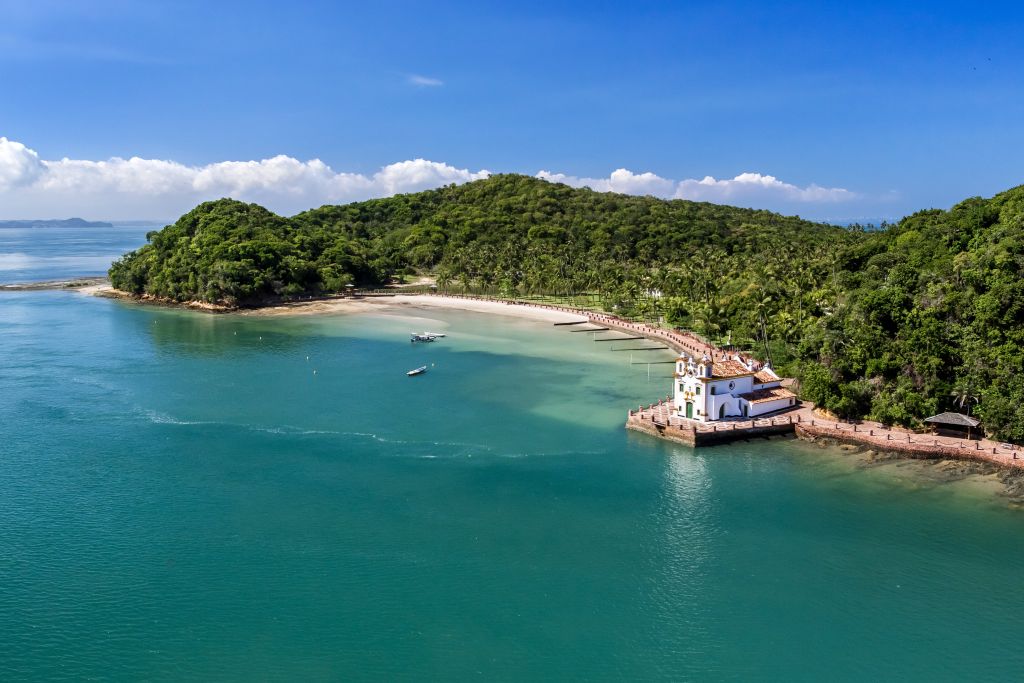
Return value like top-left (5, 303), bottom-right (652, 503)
top-left (802, 186), bottom-right (1024, 439)
top-left (110, 174), bottom-right (844, 301)
top-left (109, 175), bottom-right (1024, 439)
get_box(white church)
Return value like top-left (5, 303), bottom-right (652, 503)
top-left (673, 353), bottom-right (796, 422)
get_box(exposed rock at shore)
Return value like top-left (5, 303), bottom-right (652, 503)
top-left (799, 433), bottom-right (1024, 503)
top-left (998, 470), bottom-right (1024, 503)
top-left (796, 428), bottom-right (1024, 506)
top-left (102, 289), bottom-right (233, 312)
top-left (860, 449), bottom-right (904, 464)
top-left (933, 458), bottom-right (999, 477)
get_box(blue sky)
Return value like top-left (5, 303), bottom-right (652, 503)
top-left (1, 0), bottom-right (1022, 220)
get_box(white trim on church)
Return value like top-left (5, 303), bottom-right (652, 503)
top-left (673, 353), bottom-right (796, 422)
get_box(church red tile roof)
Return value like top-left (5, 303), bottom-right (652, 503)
top-left (711, 360), bottom-right (752, 378)
top-left (739, 387), bottom-right (796, 404)
top-left (754, 369), bottom-right (779, 384)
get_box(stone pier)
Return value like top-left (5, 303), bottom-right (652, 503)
top-left (625, 399), bottom-right (798, 447)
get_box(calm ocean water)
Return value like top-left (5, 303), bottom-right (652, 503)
top-left (2, 233), bottom-right (1024, 680)
top-left (0, 224), bottom-right (152, 283)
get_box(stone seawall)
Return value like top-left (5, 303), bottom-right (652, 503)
top-left (626, 414), bottom-right (696, 446)
top-left (625, 411), bottom-right (796, 448)
top-left (794, 423), bottom-right (1024, 470)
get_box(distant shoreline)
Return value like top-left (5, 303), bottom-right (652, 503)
top-left (0, 218), bottom-right (114, 229)
top-left (0, 276), bottom-right (109, 291)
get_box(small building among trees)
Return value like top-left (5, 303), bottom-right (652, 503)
top-left (924, 412), bottom-right (981, 440)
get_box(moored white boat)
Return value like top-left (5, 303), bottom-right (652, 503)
top-left (410, 332), bottom-right (445, 342)
top-left (407, 366), bottom-right (428, 376)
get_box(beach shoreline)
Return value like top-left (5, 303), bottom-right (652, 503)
top-left (239, 292), bottom-right (587, 324)
top-left (78, 283), bottom-right (589, 323)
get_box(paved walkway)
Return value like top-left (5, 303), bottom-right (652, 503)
top-left (629, 400), bottom-right (1024, 470)
top-left (793, 405), bottom-right (1024, 470)
top-left (429, 294), bottom-right (747, 364)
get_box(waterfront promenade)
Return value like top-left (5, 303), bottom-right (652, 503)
top-left (421, 293), bottom-right (1023, 470)
top-left (627, 399), bottom-right (1024, 470)
top-left (423, 293), bottom-right (748, 363)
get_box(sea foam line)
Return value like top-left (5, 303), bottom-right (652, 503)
top-left (140, 410), bottom-right (601, 459)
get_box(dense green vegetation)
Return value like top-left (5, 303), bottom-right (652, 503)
top-left (800, 188), bottom-right (1024, 441)
top-left (110, 174), bottom-right (1024, 440)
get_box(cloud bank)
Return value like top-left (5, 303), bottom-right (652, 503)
top-left (537, 169), bottom-right (855, 204)
top-left (0, 137), bottom-right (856, 221)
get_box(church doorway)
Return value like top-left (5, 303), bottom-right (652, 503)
top-left (685, 402), bottom-right (693, 419)
top-left (719, 404), bottom-right (726, 420)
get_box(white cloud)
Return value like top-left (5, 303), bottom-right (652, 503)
top-left (373, 158), bottom-right (486, 194)
top-left (0, 138), bottom-right (489, 219)
top-left (675, 172), bottom-right (855, 203)
top-left (0, 137), bottom-right (46, 190)
top-left (537, 168), bottom-right (855, 206)
top-left (537, 168), bottom-right (676, 197)
top-left (408, 74), bottom-right (443, 87)
top-left (0, 137), bottom-right (857, 221)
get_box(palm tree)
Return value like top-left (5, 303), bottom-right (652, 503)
top-left (754, 292), bottom-right (774, 365)
top-left (951, 382), bottom-right (980, 416)
top-left (436, 268), bottom-right (453, 294)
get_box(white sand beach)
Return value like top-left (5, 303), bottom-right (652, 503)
top-left (79, 283), bottom-right (587, 324)
top-left (241, 294), bottom-right (585, 324)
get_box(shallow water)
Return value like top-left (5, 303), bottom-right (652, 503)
top-left (1, 291), bottom-right (1023, 681)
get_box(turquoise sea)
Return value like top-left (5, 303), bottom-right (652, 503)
top-left (2, 238), bottom-right (1024, 680)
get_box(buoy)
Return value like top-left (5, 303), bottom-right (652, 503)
top-left (313, 369), bottom-right (317, 375)
top-left (306, 356), bottom-right (309, 361)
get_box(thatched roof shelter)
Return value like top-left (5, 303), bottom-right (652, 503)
top-left (925, 412), bottom-right (981, 439)
top-left (925, 412), bottom-right (980, 428)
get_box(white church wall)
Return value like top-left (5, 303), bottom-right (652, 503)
top-left (748, 397), bottom-right (796, 417)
